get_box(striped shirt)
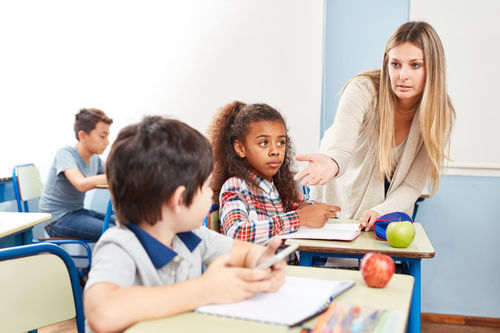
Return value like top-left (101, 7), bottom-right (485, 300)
top-left (219, 171), bottom-right (302, 244)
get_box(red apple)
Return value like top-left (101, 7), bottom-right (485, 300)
top-left (360, 252), bottom-right (395, 288)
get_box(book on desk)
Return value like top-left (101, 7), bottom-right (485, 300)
top-left (281, 220), bottom-right (361, 241)
top-left (195, 276), bottom-right (354, 327)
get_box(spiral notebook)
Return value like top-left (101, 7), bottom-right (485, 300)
top-left (195, 276), bottom-right (355, 327)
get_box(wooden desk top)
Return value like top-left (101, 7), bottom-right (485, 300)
top-left (0, 212), bottom-right (52, 238)
top-left (126, 265), bottom-right (414, 333)
top-left (285, 223), bottom-right (435, 259)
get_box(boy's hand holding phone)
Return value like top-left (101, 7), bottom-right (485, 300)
top-left (201, 237), bottom-right (287, 304)
top-left (202, 253), bottom-right (273, 304)
top-left (251, 237), bottom-right (287, 292)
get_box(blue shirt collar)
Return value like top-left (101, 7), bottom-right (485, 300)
top-left (127, 224), bottom-right (202, 269)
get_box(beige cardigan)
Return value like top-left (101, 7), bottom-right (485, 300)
top-left (310, 76), bottom-right (430, 219)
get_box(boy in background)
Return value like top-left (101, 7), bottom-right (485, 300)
top-left (84, 116), bottom-right (285, 333)
top-left (40, 108), bottom-right (115, 241)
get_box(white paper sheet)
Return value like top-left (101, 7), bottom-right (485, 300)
top-left (281, 222), bottom-right (361, 241)
top-left (195, 276), bottom-right (354, 326)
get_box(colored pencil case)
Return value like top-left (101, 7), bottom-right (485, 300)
top-left (373, 212), bottom-right (413, 241)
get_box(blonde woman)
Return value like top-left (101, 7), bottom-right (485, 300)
top-left (294, 21), bottom-right (455, 231)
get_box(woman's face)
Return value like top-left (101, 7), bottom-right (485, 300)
top-left (388, 41), bottom-right (426, 108)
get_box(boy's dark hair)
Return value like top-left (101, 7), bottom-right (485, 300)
top-left (74, 108), bottom-right (113, 140)
top-left (106, 116), bottom-right (213, 226)
top-left (208, 101), bottom-right (300, 210)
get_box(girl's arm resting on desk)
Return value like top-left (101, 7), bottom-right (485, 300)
top-left (85, 252), bottom-right (282, 333)
top-left (296, 203), bottom-right (341, 228)
top-left (64, 168), bottom-right (107, 192)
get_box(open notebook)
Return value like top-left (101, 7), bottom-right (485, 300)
top-left (281, 220), bottom-right (361, 241)
top-left (195, 276), bottom-right (354, 327)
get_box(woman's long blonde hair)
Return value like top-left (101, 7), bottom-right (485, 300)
top-left (352, 21), bottom-right (455, 194)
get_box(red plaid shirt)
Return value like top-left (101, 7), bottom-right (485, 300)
top-left (219, 171), bottom-right (302, 244)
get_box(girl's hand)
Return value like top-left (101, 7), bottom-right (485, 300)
top-left (291, 201), bottom-right (312, 210)
top-left (296, 203), bottom-right (341, 228)
top-left (294, 153), bottom-right (339, 186)
top-left (360, 210), bottom-right (380, 231)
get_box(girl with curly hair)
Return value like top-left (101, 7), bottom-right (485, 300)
top-left (209, 101), bottom-right (340, 244)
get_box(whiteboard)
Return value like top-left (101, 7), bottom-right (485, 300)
top-left (0, 0), bottom-right (324, 180)
top-left (410, 0), bottom-right (500, 177)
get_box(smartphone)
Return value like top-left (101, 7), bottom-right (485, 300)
top-left (256, 244), bottom-right (299, 269)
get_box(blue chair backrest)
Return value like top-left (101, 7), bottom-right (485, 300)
top-left (12, 163), bottom-right (42, 213)
top-left (12, 163), bottom-right (94, 275)
top-left (0, 242), bottom-right (85, 332)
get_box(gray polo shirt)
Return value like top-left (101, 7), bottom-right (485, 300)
top-left (84, 225), bottom-right (233, 332)
top-left (39, 145), bottom-right (104, 221)
top-left (85, 225), bottom-right (233, 290)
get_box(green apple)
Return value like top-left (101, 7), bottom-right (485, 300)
top-left (386, 221), bottom-right (415, 248)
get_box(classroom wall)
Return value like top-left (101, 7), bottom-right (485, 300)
top-left (324, 0), bottom-right (500, 318)
top-left (0, 0), bottom-right (324, 182)
top-left (321, 0), bottom-right (409, 136)
top-left (417, 176), bottom-right (500, 317)
top-left (411, 0), bottom-right (500, 177)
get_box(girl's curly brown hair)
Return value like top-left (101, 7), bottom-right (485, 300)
top-left (208, 101), bottom-right (300, 210)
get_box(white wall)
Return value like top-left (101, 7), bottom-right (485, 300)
top-left (410, 0), bottom-right (500, 177)
top-left (0, 0), bottom-right (324, 181)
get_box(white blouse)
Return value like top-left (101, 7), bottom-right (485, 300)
top-left (311, 76), bottom-right (430, 219)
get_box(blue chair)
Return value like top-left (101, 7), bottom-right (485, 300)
top-left (301, 184), bottom-right (310, 201)
top-left (0, 242), bottom-right (85, 332)
top-left (12, 163), bottom-right (93, 276)
top-left (203, 203), bottom-right (220, 232)
top-left (94, 184), bottom-right (115, 234)
top-left (102, 197), bottom-right (114, 234)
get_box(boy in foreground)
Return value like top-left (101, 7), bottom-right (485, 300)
top-left (84, 116), bottom-right (286, 333)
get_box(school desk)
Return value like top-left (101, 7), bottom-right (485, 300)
top-left (0, 212), bottom-right (52, 248)
top-left (285, 222), bottom-right (434, 333)
top-left (0, 177), bottom-right (15, 203)
top-left (126, 265), bottom-right (414, 333)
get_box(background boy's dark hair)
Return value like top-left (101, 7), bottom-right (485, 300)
top-left (106, 116), bottom-right (213, 226)
top-left (208, 101), bottom-right (300, 210)
top-left (74, 108), bottom-right (113, 140)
